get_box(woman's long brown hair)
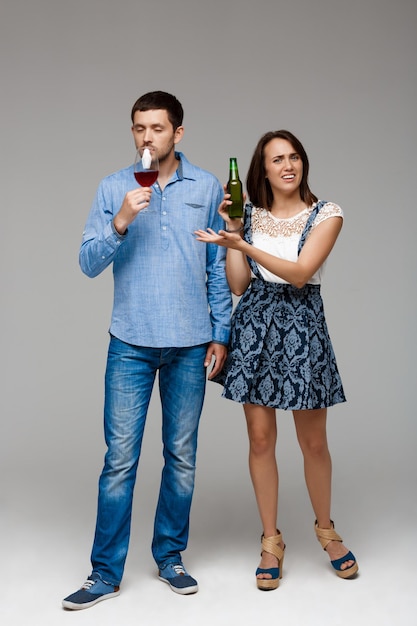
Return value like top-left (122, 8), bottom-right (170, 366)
top-left (246, 130), bottom-right (318, 209)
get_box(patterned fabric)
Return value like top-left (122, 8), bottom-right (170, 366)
top-left (214, 201), bottom-right (346, 410)
top-left (251, 202), bottom-right (343, 240)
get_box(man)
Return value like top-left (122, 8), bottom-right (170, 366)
top-left (62, 91), bottom-right (232, 610)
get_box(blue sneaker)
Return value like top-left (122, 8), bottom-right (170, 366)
top-left (62, 573), bottom-right (120, 610)
top-left (158, 563), bottom-right (198, 595)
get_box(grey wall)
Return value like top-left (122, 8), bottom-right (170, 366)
top-left (1, 0), bottom-right (416, 593)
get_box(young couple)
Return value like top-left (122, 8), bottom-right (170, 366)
top-left (62, 91), bottom-right (357, 611)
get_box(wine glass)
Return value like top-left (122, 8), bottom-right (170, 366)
top-left (134, 147), bottom-right (159, 186)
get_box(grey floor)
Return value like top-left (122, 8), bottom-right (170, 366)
top-left (3, 495), bottom-right (415, 626)
top-left (3, 417), bottom-right (416, 626)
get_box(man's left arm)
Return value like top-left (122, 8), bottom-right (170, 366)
top-left (205, 180), bottom-right (233, 376)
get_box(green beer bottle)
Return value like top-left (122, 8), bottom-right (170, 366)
top-left (227, 157), bottom-right (243, 218)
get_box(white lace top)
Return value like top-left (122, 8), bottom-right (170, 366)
top-left (251, 201), bottom-right (343, 284)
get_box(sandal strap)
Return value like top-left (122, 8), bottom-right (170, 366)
top-left (314, 520), bottom-right (343, 550)
top-left (331, 550), bottom-right (356, 570)
top-left (261, 533), bottom-right (284, 561)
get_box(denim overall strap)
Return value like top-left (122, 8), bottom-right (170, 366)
top-left (243, 203), bottom-right (264, 279)
top-left (297, 200), bottom-right (327, 256)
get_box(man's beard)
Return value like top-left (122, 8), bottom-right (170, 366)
top-left (156, 141), bottom-right (176, 164)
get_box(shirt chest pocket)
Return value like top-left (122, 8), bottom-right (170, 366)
top-left (181, 202), bottom-right (207, 231)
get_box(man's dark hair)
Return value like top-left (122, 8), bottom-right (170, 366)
top-left (131, 91), bottom-right (184, 130)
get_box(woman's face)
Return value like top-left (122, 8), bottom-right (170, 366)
top-left (263, 138), bottom-right (303, 196)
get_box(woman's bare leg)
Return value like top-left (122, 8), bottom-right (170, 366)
top-left (293, 408), bottom-right (354, 569)
top-left (244, 403), bottom-right (283, 577)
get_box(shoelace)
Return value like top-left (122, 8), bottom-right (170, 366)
top-left (172, 564), bottom-right (186, 576)
top-left (81, 578), bottom-right (97, 590)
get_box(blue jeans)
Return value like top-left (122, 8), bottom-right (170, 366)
top-left (90, 336), bottom-right (207, 585)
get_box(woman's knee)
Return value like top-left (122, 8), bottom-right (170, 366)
top-left (249, 429), bottom-right (276, 456)
top-left (298, 434), bottom-right (329, 458)
top-left (245, 405), bottom-right (276, 456)
top-left (293, 409), bottom-right (328, 458)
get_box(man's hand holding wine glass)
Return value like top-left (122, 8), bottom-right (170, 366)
top-left (113, 187), bottom-right (153, 235)
top-left (113, 147), bottom-right (159, 235)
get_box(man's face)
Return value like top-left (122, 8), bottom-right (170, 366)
top-left (131, 109), bottom-right (183, 164)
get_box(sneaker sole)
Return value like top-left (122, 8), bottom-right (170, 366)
top-left (62, 590), bottom-right (120, 610)
top-left (158, 575), bottom-right (198, 595)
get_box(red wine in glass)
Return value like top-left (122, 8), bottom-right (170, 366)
top-left (134, 170), bottom-right (159, 186)
top-left (134, 148), bottom-right (159, 187)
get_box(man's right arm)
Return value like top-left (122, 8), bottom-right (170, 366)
top-left (79, 181), bottom-right (125, 278)
top-left (79, 180), bottom-right (152, 278)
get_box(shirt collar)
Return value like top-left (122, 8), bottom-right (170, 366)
top-left (174, 152), bottom-right (197, 181)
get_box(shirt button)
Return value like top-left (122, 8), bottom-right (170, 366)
top-left (162, 226), bottom-right (167, 230)
top-left (162, 211), bottom-right (167, 215)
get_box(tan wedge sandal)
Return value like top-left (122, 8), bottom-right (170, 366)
top-left (256, 531), bottom-right (285, 590)
top-left (314, 520), bottom-right (358, 579)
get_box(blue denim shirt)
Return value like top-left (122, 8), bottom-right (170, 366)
top-left (79, 152), bottom-right (232, 348)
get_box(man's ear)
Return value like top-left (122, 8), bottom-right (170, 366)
top-left (174, 125), bottom-right (184, 145)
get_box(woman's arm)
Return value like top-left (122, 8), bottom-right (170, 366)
top-left (251, 216), bottom-right (343, 287)
top-left (212, 193), bottom-right (251, 295)
top-left (225, 246), bottom-right (251, 296)
top-left (195, 215), bottom-right (342, 289)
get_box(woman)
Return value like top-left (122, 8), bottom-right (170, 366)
top-left (195, 130), bottom-right (358, 590)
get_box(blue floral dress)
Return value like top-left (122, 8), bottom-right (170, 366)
top-left (214, 201), bottom-right (346, 410)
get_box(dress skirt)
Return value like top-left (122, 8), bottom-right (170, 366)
top-left (214, 279), bottom-right (346, 410)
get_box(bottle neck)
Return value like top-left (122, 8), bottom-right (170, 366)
top-left (229, 158), bottom-right (239, 179)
